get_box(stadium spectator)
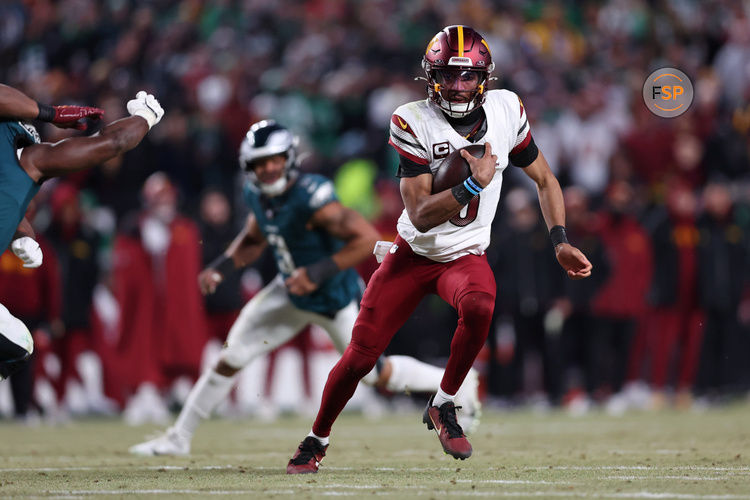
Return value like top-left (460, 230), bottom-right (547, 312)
top-left (695, 182), bottom-right (749, 401)
top-left (644, 181), bottom-right (704, 409)
top-left (488, 188), bottom-right (560, 405)
top-left (591, 181), bottom-right (653, 413)
top-left (552, 187), bottom-right (608, 412)
top-left (44, 182), bottom-right (104, 414)
top-left (197, 188), bottom-right (244, 342)
top-left (111, 172), bottom-right (209, 423)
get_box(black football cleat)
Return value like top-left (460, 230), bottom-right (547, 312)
top-left (423, 395), bottom-right (473, 459)
top-left (287, 436), bottom-right (328, 474)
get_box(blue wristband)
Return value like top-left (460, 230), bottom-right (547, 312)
top-left (463, 176), bottom-right (483, 196)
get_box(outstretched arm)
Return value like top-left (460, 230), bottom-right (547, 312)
top-left (198, 213), bottom-right (268, 295)
top-left (284, 201), bottom-right (380, 295)
top-left (522, 150), bottom-right (592, 280)
top-left (19, 90), bottom-right (163, 182)
top-left (20, 116), bottom-right (149, 182)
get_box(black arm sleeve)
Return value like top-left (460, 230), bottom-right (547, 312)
top-left (509, 135), bottom-right (539, 168)
top-left (396, 154), bottom-right (431, 178)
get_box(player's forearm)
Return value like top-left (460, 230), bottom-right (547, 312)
top-left (407, 190), bottom-right (466, 232)
top-left (0, 84), bottom-right (40, 120)
top-left (223, 224), bottom-right (266, 268)
top-left (536, 173), bottom-right (566, 230)
top-left (95, 116), bottom-right (150, 158)
top-left (231, 242), bottom-right (266, 268)
top-left (322, 208), bottom-right (380, 269)
top-left (332, 232), bottom-right (379, 270)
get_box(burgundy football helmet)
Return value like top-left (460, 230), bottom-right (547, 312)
top-left (422, 25), bottom-right (495, 118)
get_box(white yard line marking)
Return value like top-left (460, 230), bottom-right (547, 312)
top-left (50, 490), bottom-right (293, 496)
top-left (531, 466), bottom-right (750, 471)
top-left (3, 464), bottom-right (750, 474)
top-left (41, 491), bottom-right (750, 499)
top-left (0, 465), bottom-right (236, 472)
top-left (604, 494), bottom-right (750, 499)
top-left (604, 475), bottom-right (739, 481)
top-left (454, 479), bottom-right (576, 485)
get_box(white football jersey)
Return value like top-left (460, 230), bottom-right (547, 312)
top-left (389, 89), bottom-right (532, 262)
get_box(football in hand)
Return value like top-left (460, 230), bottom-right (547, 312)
top-left (431, 144), bottom-right (485, 194)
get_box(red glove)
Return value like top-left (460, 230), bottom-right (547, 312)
top-left (37, 104), bottom-right (104, 130)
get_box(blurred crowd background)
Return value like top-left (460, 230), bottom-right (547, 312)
top-left (0, 0), bottom-right (748, 424)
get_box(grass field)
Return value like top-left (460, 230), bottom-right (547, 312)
top-left (2, 404), bottom-right (750, 499)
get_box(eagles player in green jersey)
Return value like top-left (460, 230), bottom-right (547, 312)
top-left (0, 84), bottom-right (164, 380)
top-left (129, 120), bottom-right (481, 457)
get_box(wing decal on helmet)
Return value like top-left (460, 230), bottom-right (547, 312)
top-left (481, 38), bottom-right (491, 56)
top-left (426, 35), bottom-right (439, 55)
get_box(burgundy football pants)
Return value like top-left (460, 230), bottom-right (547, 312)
top-left (312, 236), bottom-right (496, 437)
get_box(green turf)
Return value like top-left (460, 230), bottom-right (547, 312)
top-left (2, 404), bottom-right (750, 498)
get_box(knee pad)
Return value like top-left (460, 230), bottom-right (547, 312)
top-left (458, 292), bottom-right (495, 324)
top-left (341, 341), bottom-right (381, 381)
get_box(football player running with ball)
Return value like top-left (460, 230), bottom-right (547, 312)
top-left (129, 120), bottom-right (481, 457)
top-left (0, 84), bottom-right (164, 380)
top-left (286, 25), bottom-right (591, 473)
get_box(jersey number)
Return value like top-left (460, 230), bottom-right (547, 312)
top-left (266, 233), bottom-right (296, 275)
top-left (450, 195), bottom-right (480, 227)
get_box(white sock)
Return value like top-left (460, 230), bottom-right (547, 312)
top-left (384, 355), bottom-right (444, 393)
top-left (308, 431), bottom-right (329, 447)
top-left (173, 369), bottom-right (236, 439)
top-left (432, 387), bottom-right (455, 408)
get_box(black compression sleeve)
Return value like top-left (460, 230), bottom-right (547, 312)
top-left (509, 136), bottom-right (539, 168)
top-left (397, 154), bottom-right (431, 178)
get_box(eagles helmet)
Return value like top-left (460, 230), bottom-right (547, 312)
top-left (0, 304), bottom-right (33, 380)
top-left (239, 120), bottom-right (299, 197)
top-left (422, 25), bottom-right (495, 118)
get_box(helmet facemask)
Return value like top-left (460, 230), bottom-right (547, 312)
top-left (424, 66), bottom-right (490, 118)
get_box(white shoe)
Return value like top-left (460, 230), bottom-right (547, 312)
top-left (129, 428), bottom-right (190, 456)
top-left (454, 368), bottom-right (482, 434)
